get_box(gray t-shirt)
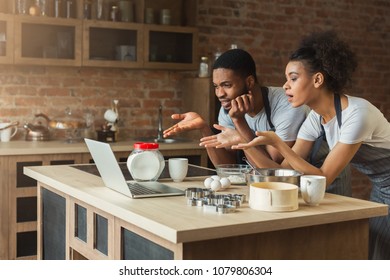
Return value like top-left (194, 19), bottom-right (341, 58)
top-left (218, 87), bottom-right (308, 141)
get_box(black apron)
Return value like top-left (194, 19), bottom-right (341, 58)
top-left (308, 94), bottom-right (352, 196)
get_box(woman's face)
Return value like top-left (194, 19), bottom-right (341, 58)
top-left (212, 68), bottom-right (248, 111)
top-left (283, 61), bottom-right (316, 108)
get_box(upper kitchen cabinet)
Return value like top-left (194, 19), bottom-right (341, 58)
top-left (82, 21), bottom-right (143, 68)
top-left (13, 16), bottom-right (82, 66)
top-left (0, 13), bottom-right (14, 64)
top-left (0, 0), bottom-right (198, 70)
top-left (141, 0), bottom-right (198, 70)
top-left (84, 0), bottom-right (198, 69)
top-left (143, 25), bottom-right (198, 70)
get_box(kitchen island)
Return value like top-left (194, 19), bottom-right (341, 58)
top-left (0, 139), bottom-right (207, 260)
top-left (24, 163), bottom-right (388, 260)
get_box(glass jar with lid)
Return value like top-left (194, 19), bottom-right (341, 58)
top-left (110, 5), bottom-right (120, 21)
top-left (198, 56), bottom-right (210, 78)
top-left (127, 142), bottom-right (165, 181)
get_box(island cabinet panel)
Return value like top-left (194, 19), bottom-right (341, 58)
top-left (75, 204), bottom-right (87, 243)
top-left (5, 154), bottom-right (83, 260)
top-left (121, 228), bottom-right (174, 260)
top-left (69, 198), bottom-right (180, 260)
top-left (68, 197), bottom-right (115, 260)
top-left (41, 187), bottom-right (66, 260)
top-left (113, 219), bottom-right (183, 260)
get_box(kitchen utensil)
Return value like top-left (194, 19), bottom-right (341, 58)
top-left (24, 113), bottom-right (50, 141)
top-left (249, 182), bottom-right (298, 212)
top-left (246, 168), bottom-right (303, 187)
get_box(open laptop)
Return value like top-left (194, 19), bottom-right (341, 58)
top-left (84, 138), bottom-right (184, 198)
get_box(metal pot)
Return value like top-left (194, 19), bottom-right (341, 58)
top-left (24, 113), bottom-right (50, 141)
top-left (246, 168), bottom-right (303, 187)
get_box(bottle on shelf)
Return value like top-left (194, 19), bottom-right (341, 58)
top-left (65, 0), bottom-right (74, 19)
top-left (53, 0), bottom-right (63, 18)
top-left (15, 0), bottom-right (28, 15)
top-left (110, 5), bottom-right (120, 21)
top-left (198, 56), bottom-right (210, 78)
top-left (83, 0), bottom-right (92, 19)
top-left (160, 9), bottom-right (171, 25)
top-left (29, 0), bottom-right (41, 16)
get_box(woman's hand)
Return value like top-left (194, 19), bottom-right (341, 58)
top-left (163, 112), bottom-right (206, 137)
top-left (200, 124), bottom-right (244, 148)
top-left (232, 131), bottom-right (280, 150)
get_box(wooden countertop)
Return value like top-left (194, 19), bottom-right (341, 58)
top-left (0, 139), bottom-right (202, 156)
top-left (24, 164), bottom-right (388, 245)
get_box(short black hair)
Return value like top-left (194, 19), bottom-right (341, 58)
top-left (289, 30), bottom-right (358, 94)
top-left (213, 49), bottom-right (258, 82)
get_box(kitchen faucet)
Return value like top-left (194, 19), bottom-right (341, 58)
top-left (156, 105), bottom-right (164, 141)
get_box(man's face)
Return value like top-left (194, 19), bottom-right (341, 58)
top-left (212, 68), bottom-right (248, 111)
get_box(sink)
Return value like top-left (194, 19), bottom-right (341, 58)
top-left (134, 106), bottom-right (192, 144)
top-left (133, 137), bottom-right (191, 144)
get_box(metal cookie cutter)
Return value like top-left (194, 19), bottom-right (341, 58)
top-left (184, 188), bottom-right (245, 214)
top-left (217, 204), bottom-right (236, 214)
top-left (185, 187), bottom-right (214, 199)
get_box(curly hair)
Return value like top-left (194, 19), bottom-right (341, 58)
top-left (289, 30), bottom-right (358, 94)
top-left (212, 49), bottom-right (258, 83)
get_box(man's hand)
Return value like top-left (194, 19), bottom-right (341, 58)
top-left (163, 112), bottom-right (207, 137)
top-left (229, 91), bottom-right (255, 119)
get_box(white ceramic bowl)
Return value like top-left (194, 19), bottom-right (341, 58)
top-left (215, 164), bottom-right (251, 185)
top-left (249, 182), bottom-right (298, 212)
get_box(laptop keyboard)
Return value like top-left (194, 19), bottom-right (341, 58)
top-left (127, 182), bottom-right (160, 195)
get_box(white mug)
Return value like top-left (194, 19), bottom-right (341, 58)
top-left (0, 123), bottom-right (18, 142)
top-left (168, 158), bottom-right (188, 182)
top-left (300, 175), bottom-right (326, 206)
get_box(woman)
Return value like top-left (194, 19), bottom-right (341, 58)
top-left (231, 30), bottom-right (390, 259)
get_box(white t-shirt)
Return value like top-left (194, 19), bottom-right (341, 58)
top-left (298, 95), bottom-right (390, 150)
top-left (218, 87), bottom-right (308, 141)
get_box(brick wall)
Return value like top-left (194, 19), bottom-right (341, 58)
top-left (1, 0), bottom-right (389, 199)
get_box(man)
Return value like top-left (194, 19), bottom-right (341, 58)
top-left (163, 48), bottom-right (308, 167)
